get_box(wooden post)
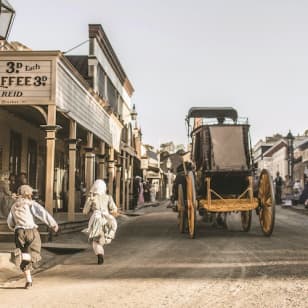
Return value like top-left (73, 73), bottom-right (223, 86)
top-left (85, 132), bottom-right (94, 193)
top-left (125, 154), bottom-right (131, 210)
top-left (98, 141), bottom-right (106, 180)
top-left (40, 105), bottom-right (61, 215)
top-left (248, 176), bottom-right (253, 203)
top-left (129, 156), bottom-right (134, 209)
top-left (115, 163), bottom-right (121, 209)
top-left (126, 178), bottom-right (130, 210)
top-left (108, 147), bottom-right (114, 195)
top-left (206, 177), bottom-right (211, 208)
top-left (122, 151), bottom-right (126, 210)
top-left (67, 120), bottom-right (77, 221)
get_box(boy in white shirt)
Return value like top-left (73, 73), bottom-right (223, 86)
top-left (7, 185), bottom-right (58, 289)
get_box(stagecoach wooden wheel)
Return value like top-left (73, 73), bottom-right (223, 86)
top-left (258, 169), bottom-right (276, 236)
top-left (186, 171), bottom-right (196, 239)
top-left (177, 184), bottom-right (186, 233)
top-left (241, 210), bottom-right (252, 232)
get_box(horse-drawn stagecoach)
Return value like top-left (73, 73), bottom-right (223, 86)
top-left (176, 107), bottom-right (275, 238)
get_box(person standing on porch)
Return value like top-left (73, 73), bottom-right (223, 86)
top-left (7, 185), bottom-right (59, 289)
top-left (0, 172), bottom-right (15, 218)
top-left (83, 179), bottom-right (118, 265)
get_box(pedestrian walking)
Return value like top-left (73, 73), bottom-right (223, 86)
top-left (143, 181), bottom-right (150, 202)
top-left (132, 177), bottom-right (140, 209)
top-left (7, 185), bottom-right (59, 289)
top-left (137, 177), bottom-right (144, 205)
top-left (283, 175), bottom-right (293, 200)
top-left (299, 181), bottom-right (308, 208)
top-left (274, 172), bottom-right (283, 204)
top-left (150, 183), bottom-right (156, 202)
top-left (293, 179), bottom-right (303, 205)
top-left (83, 179), bottom-right (118, 265)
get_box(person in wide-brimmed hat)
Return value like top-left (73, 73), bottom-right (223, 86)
top-left (7, 185), bottom-right (58, 289)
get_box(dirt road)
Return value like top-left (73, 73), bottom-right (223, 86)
top-left (1, 204), bottom-right (308, 307)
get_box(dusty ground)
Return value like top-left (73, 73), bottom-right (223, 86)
top-left (1, 204), bottom-right (308, 308)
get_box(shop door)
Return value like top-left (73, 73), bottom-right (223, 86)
top-left (9, 131), bottom-right (22, 176)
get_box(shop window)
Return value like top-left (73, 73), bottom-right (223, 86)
top-left (9, 130), bottom-right (22, 176)
top-left (107, 78), bottom-right (118, 112)
top-left (97, 64), bottom-right (106, 99)
top-left (27, 139), bottom-right (37, 188)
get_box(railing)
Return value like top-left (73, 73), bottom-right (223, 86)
top-left (200, 117), bottom-right (249, 126)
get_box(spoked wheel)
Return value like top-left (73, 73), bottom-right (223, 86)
top-left (186, 171), bottom-right (197, 239)
top-left (258, 169), bottom-right (276, 236)
top-left (177, 184), bottom-right (186, 233)
top-left (241, 210), bottom-right (252, 232)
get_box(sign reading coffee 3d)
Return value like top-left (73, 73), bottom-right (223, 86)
top-left (0, 60), bottom-right (52, 105)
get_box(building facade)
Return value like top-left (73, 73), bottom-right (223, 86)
top-left (0, 24), bottom-right (139, 219)
top-left (254, 135), bottom-right (308, 186)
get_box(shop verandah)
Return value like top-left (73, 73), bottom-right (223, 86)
top-left (0, 51), bottom-right (138, 224)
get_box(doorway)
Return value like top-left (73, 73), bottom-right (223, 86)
top-left (9, 130), bottom-right (22, 176)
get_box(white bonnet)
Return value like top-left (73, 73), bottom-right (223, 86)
top-left (90, 179), bottom-right (106, 195)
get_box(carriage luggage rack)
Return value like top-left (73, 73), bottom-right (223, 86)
top-left (199, 117), bottom-right (249, 126)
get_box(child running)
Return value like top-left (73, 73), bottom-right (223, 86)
top-left (7, 185), bottom-right (59, 289)
top-left (83, 179), bottom-right (118, 264)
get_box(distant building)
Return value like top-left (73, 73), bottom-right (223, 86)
top-left (262, 140), bottom-right (288, 178)
top-left (253, 139), bottom-right (274, 171)
top-left (254, 133), bottom-right (308, 184)
top-left (160, 142), bottom-right (175, 153)
top-left (140, 144), bottom-right (163, 199)
top-left (294, 138), bottom-right (308, 185)
top-left (160, 142), bottom-right (187, 154)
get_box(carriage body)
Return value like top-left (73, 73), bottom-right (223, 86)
top-left (177, 107), bottom-right (275, 238)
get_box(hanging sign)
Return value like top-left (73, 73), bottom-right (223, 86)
top-left (0, 60), bottom-right (52, 105)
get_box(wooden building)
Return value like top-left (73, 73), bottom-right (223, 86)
top-left (0, 25), bottom-right (140, 219)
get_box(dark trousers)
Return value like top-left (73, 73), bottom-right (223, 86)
top-left (15, 228), bottom-right (42, 271)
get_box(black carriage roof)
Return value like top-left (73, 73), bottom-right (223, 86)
top-left (187, 107), bottom-right (238, 122)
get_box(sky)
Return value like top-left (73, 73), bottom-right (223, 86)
top-left (7, 0), bottom-right (308, 148)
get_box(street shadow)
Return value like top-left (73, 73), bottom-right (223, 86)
top-left (42, 248), bottom-right (86, 255)
top-left (117, 221), bottom-right (266, 240)
top-left (0, 286), bottom-right (25, 290)
top-left (41, 261), bottom-right (308, 280)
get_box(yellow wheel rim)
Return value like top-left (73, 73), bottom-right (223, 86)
top-left (258, 169), bottom-right (275, 236)
top-left (186, 172), bottom-right (196, 239)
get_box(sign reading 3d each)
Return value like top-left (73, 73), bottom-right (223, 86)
top-left (0, 60), bottom-right (53, 105)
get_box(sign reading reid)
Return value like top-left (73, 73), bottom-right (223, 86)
top-left (0, 60), bottom-right (52, 105)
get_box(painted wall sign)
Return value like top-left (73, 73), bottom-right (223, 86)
top-left (0, 60), bottom-right (52, 105)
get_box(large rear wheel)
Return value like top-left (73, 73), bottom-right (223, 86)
top-left (258, 169), bottom-right (275, 236)
top-left (177, 184), bottom-right (186, 233)
top-left (186, 171), bottom-right (196, 239)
